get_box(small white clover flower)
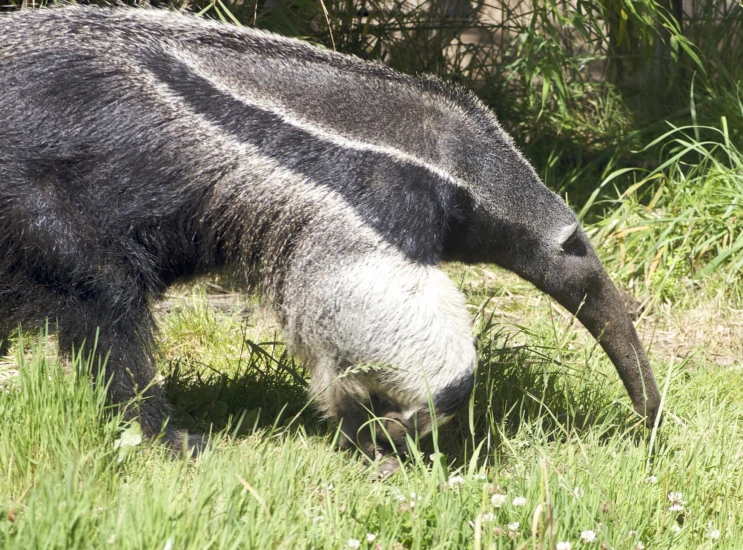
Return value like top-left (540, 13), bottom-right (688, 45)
top-left (399, 491), bottom-right (423, 509)
top-left (512, 496), bottom-right (527, 507)
top-left (670, 524), bottom-right (682, 534)
top-left (491, 493), bottom-right (507, 508)
top-left (446, 475), bottom-right (466, 488)
top-left (580, 530), bottom-right (597, 543)
top-left (644, 475), bottom-right (658, 484)
top-left (572, 486), bottom-right (584, 498)
top-left (556, 542), bottom-right (571, 550)
top-left (366, 533), bottom-right (377, 543)
top-left (508, 521), bottom-right (520, 531)
top-left (634, 542), bottom-right (645, 550)
top-left (709, 529), bottom-right (721, 540)
top-left (474, 473), bottom-right (488, 481)
top-left (347, 539), bottom-right (360, 549)
top-left (668, 492), bottom-right (686, 512)
top-left (480, 512), bottom-right (496, 522)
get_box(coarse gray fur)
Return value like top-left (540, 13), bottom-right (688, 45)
top-left (0, 6), bottom-right (661, 460)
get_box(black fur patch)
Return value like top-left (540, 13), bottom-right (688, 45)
top-left (433, 372), bottom-right (475, 417)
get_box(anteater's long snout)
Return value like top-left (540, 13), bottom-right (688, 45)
top-left (539, 225), bottom-right (662, 428)
top-left (576, 273), bottom-right (662, 427)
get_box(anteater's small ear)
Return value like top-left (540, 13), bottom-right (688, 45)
top-left (557, 222), bottom-right (579, 250)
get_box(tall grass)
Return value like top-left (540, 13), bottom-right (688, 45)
top-left (587, 118), bottom-right (743, 297)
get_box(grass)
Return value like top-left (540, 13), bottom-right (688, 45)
top-left (587, 118), bottom-right (743, 294)
top-left (1, 258), bottom-right (742, 548)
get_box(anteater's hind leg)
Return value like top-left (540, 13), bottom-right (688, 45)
top-left (0, 153), bottom-right (204, 451)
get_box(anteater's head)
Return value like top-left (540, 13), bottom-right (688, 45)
top-left (443, 128), bottom-right (661, 427)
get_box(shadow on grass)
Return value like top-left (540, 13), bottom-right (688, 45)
top-left (428, 319), bottom-right (651, 468)
top-left (163, 320), bottom-right (651, 470)
top-left (162, 337), bottom-right (323, 438)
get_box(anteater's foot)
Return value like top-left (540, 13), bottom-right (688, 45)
top-left (161, 427), bottom-right (210, 457)
top-left (339, 411), bottom-right (411, 475)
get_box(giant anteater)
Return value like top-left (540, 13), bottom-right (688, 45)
top-left (0, 7), bottom-right (660, 465)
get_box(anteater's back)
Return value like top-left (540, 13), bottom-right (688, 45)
top-left (0, 6), bottom-right (498, 175)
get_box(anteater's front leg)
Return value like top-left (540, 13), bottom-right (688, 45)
top-left (284, 246), bottom-right (477, 470)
